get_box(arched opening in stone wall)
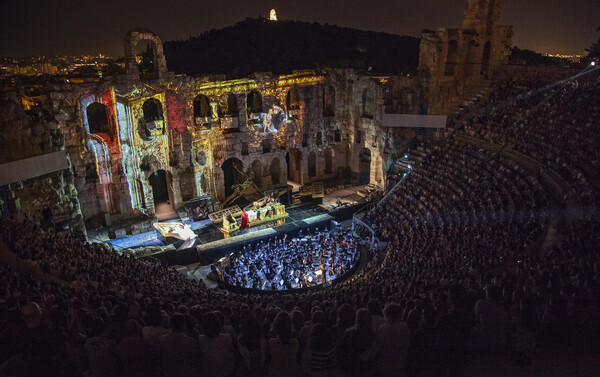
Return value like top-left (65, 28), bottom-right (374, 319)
top-left (355, 130), bottom-right (363, 144)
top-left (445, 40), bottom-right (459, 76)
top-left (226, 93), bottom-right (238, 116)
top-left (141, 98), bottom-right (164, 140)
top-left (286, 87), bottom-right (301, 110)
top-left (308, 151), bottom-right (317, 178)
top-left (221, 157), bottom-right (244, 198)
top-left (324, 148), bottom-right (333, 174)
top-left (135, 39), bottom-right (158, 79)
top-left (86, 103), bottom-right (111, 137)
top-left (262, 139), bottom-right (271, 154)
top-left (193, 95), bottom-right (212, 119)
top-left (247, 91), bottom-right (263, 113)
top-left (316, 131), bottom-right (322, 146)
top-left (148, 169), bottom-right (176, 220)
top-left (148, 170), bottom-right (170, 204)
top-left (143, 98), bottom-right (163, 122)
top-left (481, 41), bottom-right (491, 79)
top-left (323, 85), bottom-right (335, 117)
top-left (334, 129), bottom-right (341, 142)
top-left (270, 158), bottom-right (281, 185)
top-left (362, 89), bottom-right (375, 118)
top-left (252, 160), bottom-right (262, 190)
top-left (359, 148), bottom-right (371, 185)
top-left (286, 148), bottom-right (302, 184)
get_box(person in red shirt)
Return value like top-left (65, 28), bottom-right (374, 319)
top-left (240, 210), bottom-right (249, 227)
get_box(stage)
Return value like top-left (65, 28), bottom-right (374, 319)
top-left (108, 202), bottom-right (354, 265)
top-left (103, 182), bottom-right (377, 266)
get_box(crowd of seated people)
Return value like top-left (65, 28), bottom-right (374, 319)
top-left (221, 227), bottom-right (359, 291)
top-left (454, 80), bottom-right (600, 205)
top-left (0, 80), bottom-right (599, 376)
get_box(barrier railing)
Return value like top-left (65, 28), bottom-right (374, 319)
top-left (352, 160), bottom-right (413, 244)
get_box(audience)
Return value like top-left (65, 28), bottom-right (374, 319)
top-left (0, 80), bottom-right (599, 376)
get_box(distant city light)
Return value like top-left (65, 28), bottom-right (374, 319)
top-left (270, 9), bottom-right (277, 21)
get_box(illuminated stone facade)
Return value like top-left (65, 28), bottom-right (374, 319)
top-left (0, 0), bottom-right (513, 234)
top-left (0, 30), bottom-right (413, 229)
top-left (417, 0), bottom-right (512, 114)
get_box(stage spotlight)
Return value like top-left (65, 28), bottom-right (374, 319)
top-left (591, 61), bottom-right (596, 66)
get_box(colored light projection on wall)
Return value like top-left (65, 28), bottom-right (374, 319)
top-left (248, 104), bottom-right (286, 134)
top-left (166, 93), bottom-right (187, 133)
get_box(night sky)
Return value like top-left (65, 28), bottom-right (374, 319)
top-left (1, 0), bottom-right (598, 57)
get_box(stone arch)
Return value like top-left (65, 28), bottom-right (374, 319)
top-left (142, 98), bottom-right (163, 122)
top-left (324, 148), bottom-right (333, 174)
top-left (86, 102), bottom-right (111, 137)
top-left (481, 41), bottom-right (491, 79)
top-left (308, 151), bottom-right (317, 178)
top-left (225, 93), bottom-right (238, 116)
top-left (286, 87), bottom-right (301, 110)
top-left (359, 147), bottom-right (371, 185)
top-left (355, 130), bottom-right (363, 144)
top-left (262, 138), bottom-right (271, 154)
top-left (247, 90), bottom-right (263, 113)
top-left (270, 158), bottom-right (281, 185)
top-left (136, 39), bottom-right (156, 78)
top-left (362, 88), bottom-right (375, 118)
top-left (323, 85), bottom-right (335, 117)
top-left (140, 98), bottom-right (164, 139)
top-left (252, 160), bottom-right (263, 189)
top-left (221, 157), bottom-right (244, 198)
top-left (148, 169), bottom-right (171, 204)
top-left (445, 39), bottom-right (459, 76)
top-left (193, 94), bottom-right (212, 118)
top-left (140, 154), bottom-right (164, 180)
top-left (123, 28), bottom-right (168, 79)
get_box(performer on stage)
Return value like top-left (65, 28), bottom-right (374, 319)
top-left (240, 210), bottom-right (249, 227)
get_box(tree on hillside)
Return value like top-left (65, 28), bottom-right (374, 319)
top-left (584, 27), bottom-right (600, 61)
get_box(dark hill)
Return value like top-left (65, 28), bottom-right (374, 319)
top-left (163, 17), bottom-right (420, 78)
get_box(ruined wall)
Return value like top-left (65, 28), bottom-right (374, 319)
top-left (1, 29), bottom-right (424, 235)
top-left (418, 0), bottom-right (512, 115)
top-left (0, 87), bottom-right (85, 233)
